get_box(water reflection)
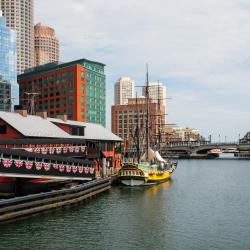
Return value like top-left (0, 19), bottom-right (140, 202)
top-left (145, 180), bottom-right (172, 196)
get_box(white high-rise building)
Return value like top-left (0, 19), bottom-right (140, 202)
top-left (0, 0), bottom-right (34, 74)
top-left (114, 77), bottom-right (135, 105)
top-left (142, 82), bottom-right (167, 108)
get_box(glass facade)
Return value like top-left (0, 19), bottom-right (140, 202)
top-left (80, 61), bottom-right (106, 127)
top-left (0, 78), bottom-right (11, 111)
top-left (0, 14), bottom-right (18, 109)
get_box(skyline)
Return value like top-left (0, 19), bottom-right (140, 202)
top-left (35, 0), bottom-right (250, 140)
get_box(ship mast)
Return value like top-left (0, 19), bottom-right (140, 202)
top-left (136, 93), bottom-right (140, 163)
top-left (146, 64), bottom-right (150, 161)
top-left (157, 80), bottom-right (162, 149)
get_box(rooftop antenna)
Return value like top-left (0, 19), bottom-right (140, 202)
top-left (24, 92), bottom-right (40, 115)
top-left (2, 97), bottom-right (15, 112)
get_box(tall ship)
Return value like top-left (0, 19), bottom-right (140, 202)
top-left (118, 67), bottom-right (177, 186)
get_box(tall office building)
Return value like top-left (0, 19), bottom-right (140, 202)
top-left (114, 77), bottom-right (135, 105)
top-left (34, 23), bottom-right (59, 66)
top-left (0, 0), bottom-right (34, 74)
top-left (142, 82), bottom-right (167, 108)
top-left (0, 11), bottom-right (17, 108)
top-left (18, 58), bottom-right (106, 126)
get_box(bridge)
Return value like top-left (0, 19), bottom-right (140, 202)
top-left (160, 141), bottom-right (250, 158)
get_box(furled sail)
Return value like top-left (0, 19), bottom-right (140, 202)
top-left (141, 147), bottom-right (155, 162)
top-left (154, 151), bottom-right (166, 163)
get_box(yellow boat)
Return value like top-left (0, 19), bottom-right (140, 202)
top-left (118, 159), bottom-right (177, 186)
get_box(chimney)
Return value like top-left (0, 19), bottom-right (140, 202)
top-left (36, 111), bottom-right (47, 119)
top-left (14, 105), bottom-right (28, 117)
top-left (57, 114), bottom-right (68, 122)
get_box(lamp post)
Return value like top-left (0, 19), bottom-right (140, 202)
top-left (225, 136), bottom-right (227, 143)
top-left (219, 134), bottom-right (220, 144)
top-left (209, 134), bottom-right (212, 143)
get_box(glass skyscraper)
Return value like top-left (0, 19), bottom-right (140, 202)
top-left (0, 11), bottom-right (18, 109)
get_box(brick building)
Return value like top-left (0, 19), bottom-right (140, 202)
top-left (112, 97), bottom-right (166, 144)
top-left (17, 58), bottom-right (106, 126)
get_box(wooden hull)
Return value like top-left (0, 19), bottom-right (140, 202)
top-left (119, 176), bottom-right (147, 186)
top-left (0, 177), bottom-right (16, 197)
top-left (18, 178), bottom-right (70, 195)
top-left (118, 163), bottom-right (148, 186)
top-left (0, 176), bottom-right (70, 196)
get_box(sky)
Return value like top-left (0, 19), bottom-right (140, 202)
top-left (35, 0), bottom-right (250, 141)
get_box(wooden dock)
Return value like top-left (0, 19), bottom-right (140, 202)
top-left (0, 178), bottom-right (111, 224)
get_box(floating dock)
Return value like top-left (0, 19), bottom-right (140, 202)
top-left (0, 178), bottom-right (111, 224)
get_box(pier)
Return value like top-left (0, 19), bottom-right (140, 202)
top-left (0, 178), bottom-right (111, 224)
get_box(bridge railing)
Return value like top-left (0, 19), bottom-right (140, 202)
top-left (163, 141), bottom-right (242, 148)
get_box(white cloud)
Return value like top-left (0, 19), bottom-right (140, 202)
top-left (35, 0), bottom-right (250, 140)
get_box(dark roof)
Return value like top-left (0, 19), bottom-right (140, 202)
top-left (18, 58), bottom-right (106, 79)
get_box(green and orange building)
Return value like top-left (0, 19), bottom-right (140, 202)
top-left (17, 58), bottom-right (106, 126)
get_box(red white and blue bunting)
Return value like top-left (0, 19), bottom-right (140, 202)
top-left (23, 146), bottom-right (87, 155)
top-left (0, 158), bottom-right (94, 175)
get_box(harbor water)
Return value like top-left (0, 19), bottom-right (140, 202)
top-left (0, 159), bottom-right (250, 250)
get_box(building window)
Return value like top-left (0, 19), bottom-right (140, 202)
top-left (62, 72), bottom-right (67, 84)
top-left (68, 71), bottom-right (73, 81)
top-left (81, 97), bottom-right (84, 104)
top-left (71, 126), bottom-right (85, 136)
top-left (81, 83), bottom-right (84, 94)
top-left (49, 75), bottom-right (54, 84)
top-left (81, 72), bottom-right (85, 81)
top-left (0, 125), bottom-right (7, 134)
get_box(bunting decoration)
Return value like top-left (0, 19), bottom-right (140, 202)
top-left (72, 165), bottom-right (78, 173)
top-left (84, 167), bottom-right (90, 174)
top-left (53, 164), bottom-right (59, 170)
top-left (59, 165), bottom-right (65, 172)
top-left (15, 160), bottom-right (23, 168)
top-left (35, 162), bottom-right (43, 171)
top-left (81, 146), bottom-right (86, 153)
top-left (69, 147), bottom-right (74, 153)
top-left (34, 148), bottom-right (41, 154)
top-left (66, 166), bottom-right (72, 173)
top-left (56, 148), bottom-right (62, 154)
top-left (41, 148), bottom-right (48, 154)
top-left (78, 166), bottom-right (83, 174)
top-left (0, 158), bottom-right (95, 178)
top-left (23, 146), bottom-right (87, 155)
top-left (49, 148), bottom-right (55, 154)
top-left (2, 159), bottom-right (12, 168)
top-left (43, 163), bottom-right (51, 171)
top-left (25, 161), bottom-right (33, 170)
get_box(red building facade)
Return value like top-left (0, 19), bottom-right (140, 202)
top-left (18, 64), bottom-right (87, 122)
